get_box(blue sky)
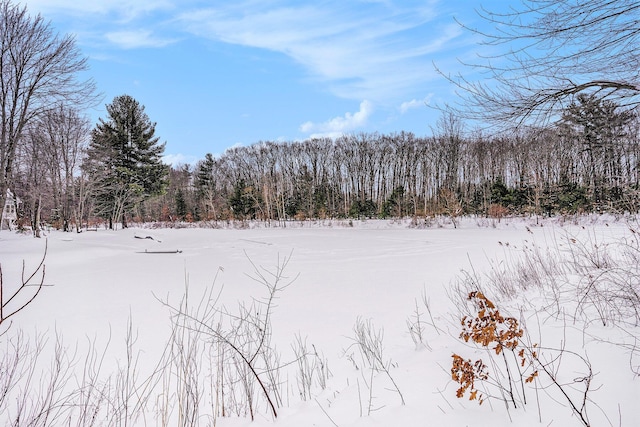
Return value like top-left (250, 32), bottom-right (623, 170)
top-left (19, 0), bottom-right (492, 165)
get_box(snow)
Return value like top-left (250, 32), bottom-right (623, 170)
top-left (0, 216), bottom-right (638, 426)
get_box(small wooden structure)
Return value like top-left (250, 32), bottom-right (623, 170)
top-left (1, 189), bottom-right (19, 231)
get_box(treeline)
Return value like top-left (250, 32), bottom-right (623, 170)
top-left (8, 95), bottom-right (640, 230)
top-left (148, 96), bottom-right (640, 224)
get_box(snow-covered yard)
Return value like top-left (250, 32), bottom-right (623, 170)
top-left (1, 217), bottom-right (638, 426)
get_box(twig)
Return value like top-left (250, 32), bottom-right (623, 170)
top-left (315, 398), bottom-right (339, 427)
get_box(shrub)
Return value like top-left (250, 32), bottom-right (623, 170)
top-left (452, 291), bottom-right (592, 427)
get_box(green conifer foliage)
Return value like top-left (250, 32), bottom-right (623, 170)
top-left (84, 95), bottom-right (168, 228)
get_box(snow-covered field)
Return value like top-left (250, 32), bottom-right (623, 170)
top-left (1, 217), bottom-right (638, 426)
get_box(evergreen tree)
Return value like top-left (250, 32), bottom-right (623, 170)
top-left (84, 95), bottom-right (168, 228)
top-left (559, 94), bottom-right (633, 207)
top-left (195, 153), bottom-right (217, 219)
top-left (229, 179), bottom-right (259, 220)
top-left (175, 188), bottom-right (187, 219)
top-left (195, 153), bottom-right (216, 194)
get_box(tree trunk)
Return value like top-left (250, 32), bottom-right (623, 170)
top-left (33, 196), bottom-right (42, 238)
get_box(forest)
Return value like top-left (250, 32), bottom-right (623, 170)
top-left (4, 92), bottom-right (638, 233)
top-left (159, 95), bottom-right (640, 224)
top-left (6, 93), bottom-right (640, 232)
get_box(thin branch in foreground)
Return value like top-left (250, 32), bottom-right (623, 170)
top-left (1, 241), bottom-right (48, 329)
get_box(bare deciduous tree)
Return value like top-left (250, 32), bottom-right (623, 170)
top-left (0, 0), bottom-right (96, 210)
top-left (441, 0), bottom-right (640, 126)
top-left (40, 105), bottom-right (90, 231)
top-left (22, 105), bottom-right (90, 234)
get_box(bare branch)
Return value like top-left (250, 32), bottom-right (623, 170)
top-left (440, 0), bottom-right (640, 127)
top-left (1, 240), bottom-right (47, 326)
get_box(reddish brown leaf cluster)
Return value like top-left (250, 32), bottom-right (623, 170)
top-left (451, 354), bottom-right (488, 403)
top-left (452, 292), bottom-right (539, 405)
top-left (460, 291), bottom-right (524, 355)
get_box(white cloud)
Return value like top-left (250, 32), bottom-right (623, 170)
top-left (399, 94), bottom-right (433, 114)
top-left (163, 153), bottom-right (198, 166)
top-left (21, 0), bottom-right (174, 21)
top-left (178, 2), bottom-right (461, 102)
top-left (19, 0), bottom-right (180, 49)
top-left (300, 100), bottom-right (374, 136)
top-left (21, 0), bottom-right (472, 102)
top-left (105, 29), bottom-right (177, 49)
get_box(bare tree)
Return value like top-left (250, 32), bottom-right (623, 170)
top-left (432, 112), bottom-right (464, 193)
top-left (21, 125), bottom-right (48, 237)
top-left (441, 0), bottom-right (640, 127)
top-left (24, 105), bottom-right (90, 232)
top-left (44, 106), bottom-right (90, 231)
top-left (0, 0), bottom-right (96, 210)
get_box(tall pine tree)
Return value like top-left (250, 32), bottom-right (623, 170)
top-left (84, 95), bottom-right (168, 228)
top-left (195, 153), bottom-right (217, 219)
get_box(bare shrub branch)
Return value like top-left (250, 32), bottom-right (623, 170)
top-left (345, 317), bottom-right (405, 412)
top-left (1, 241), bottom-right (47, 330)
top-left (158, 253), bottom-right (297, 420)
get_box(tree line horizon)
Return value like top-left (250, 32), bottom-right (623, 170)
top-left (156, 94), bottom-right (640, 225)
top-left (7, 91), bottom-right (640, 231)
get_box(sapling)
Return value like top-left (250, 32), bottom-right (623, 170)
top-left (160, 252), bottom-right (297, 420)
top-left (346, 317), bottom-right (405, 413)
top-left (407, 298), bottom-right (430, 350)
top-left (292, 334), bottom-right (330, 401)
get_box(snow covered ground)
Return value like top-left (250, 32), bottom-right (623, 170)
top-left (0, 216), bottom-right (638, 426)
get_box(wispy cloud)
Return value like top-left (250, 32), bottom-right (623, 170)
top-left (21, 0), bottom-right (468, 101)
top-left (399, 94), bottom-right (433, 114)
top-left (22, 0), bottom-right (174, 21)
top-left (20, 0), bottom-right (478, 142)
top-left (178, 1), bottom-right (462, 103)
top-left (105, 29), bottom-right (176, 49)
top-left (300, 100), bottom-right (374, 137)
top-left (21, 0), bottom-right (181, 52)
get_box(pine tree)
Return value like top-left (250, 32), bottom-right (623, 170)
top-left (175, 188), bottom-right (187, 219)
top-left (194, 153), bottom-right (217, 220)
top-left (84, 95), bottom-right (168, 228)
top-left (559, 94), bottom-right (633, 207)
top-left (229, 179), bottom-right (259, 220)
